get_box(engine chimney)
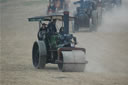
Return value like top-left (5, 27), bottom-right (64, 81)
top-left (63, 11), bottom-right (69, 34)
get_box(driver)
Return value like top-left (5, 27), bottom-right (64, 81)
top-left (47, 19), bottom-right (57, 33)
top-left (38, 23), bottom-right (47, 40)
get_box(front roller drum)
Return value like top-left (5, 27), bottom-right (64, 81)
top-left (58, 50), bottom-right (87, 72)
top-left (32, 41), bottom-right (47, 69)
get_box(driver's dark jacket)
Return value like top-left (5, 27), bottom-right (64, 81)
top-left (47, 22), bottom-right (57, 33)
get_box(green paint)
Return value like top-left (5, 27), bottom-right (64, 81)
top-left (49, 35), bottom-right (58, 49)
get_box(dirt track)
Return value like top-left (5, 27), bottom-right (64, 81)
top-left (0, 0), bottom-right (128, 85)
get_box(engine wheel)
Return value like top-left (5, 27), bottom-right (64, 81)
top-left (32, 41), bottom-right (47, 69)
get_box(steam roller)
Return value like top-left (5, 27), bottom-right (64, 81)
top-left (28, 11), bottom-right (88, 72)
top-left (58, 50), bottom-right (86, 72)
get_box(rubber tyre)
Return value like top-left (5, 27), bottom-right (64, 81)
top-left (32, 41), bottom-right (47, 69)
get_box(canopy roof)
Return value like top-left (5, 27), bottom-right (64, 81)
top-left (28, 15), bottom-right (74, 22)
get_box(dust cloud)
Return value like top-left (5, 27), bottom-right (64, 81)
top-left (69, 0), bottom-right (128, 32)
top-left (69, 0), bottom-right (128, 74)
top-left (98, 1), bottom-right (128, 32)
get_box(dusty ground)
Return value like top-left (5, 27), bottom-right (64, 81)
top-left (0, 0), bottom-right (128, 85)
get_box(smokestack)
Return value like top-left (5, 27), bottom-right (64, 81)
top-left (63, 11), bottom-right (69, 34)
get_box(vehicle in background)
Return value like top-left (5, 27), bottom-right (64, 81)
top-left (47, 0), bottom-right (69, 15)
top-left (72, 0), bottom-right (102, 32)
